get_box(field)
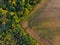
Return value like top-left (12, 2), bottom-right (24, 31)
top-left (27, 0), bottom-right (60, 45)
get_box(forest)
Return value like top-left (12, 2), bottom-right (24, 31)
top-left (0, 0), bottom-right (41, 45)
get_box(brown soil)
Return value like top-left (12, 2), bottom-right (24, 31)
top-left (52, 35), bottom-right (60, 45)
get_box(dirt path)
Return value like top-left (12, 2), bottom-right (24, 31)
top-left (25, 27), bottom-right (52, 45)
top-left (21, 0), bottom-right (60, 45)
top-left (21, 1), bottom-right (47, 44)
top-left (21, 22), bottom-right (51, 45)
top-left (29, 0), bottom-right (47, 16)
